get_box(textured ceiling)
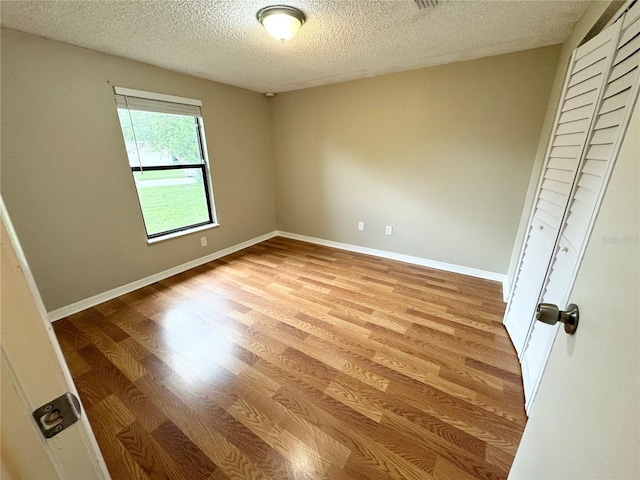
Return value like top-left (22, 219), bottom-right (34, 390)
top-left (0, 0), bottom-right (591, 93)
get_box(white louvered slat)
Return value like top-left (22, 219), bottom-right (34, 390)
top-left (547, 157), bottom-right (576, 172)
top-left (591, 126), bottom-right (618, 143)
top-left (563, 225), bottom-right (583, 252)
top-left (535, 223), bottom-right (558, 243)
top-left (544, 168), bottom-right (575, 184)
top-left (539, 188), bottom-right (567, 207)
top-left (622, 0), bottom-right (640, 29)
top-left (550, 145), bottom-right (582, 158)
top-left (577, 172), bottom-right (604, 192)
top-left (573, 43), bottom-right (611, 73)
top-left (529, 218), bottom-right (554, 237)
top-left (609, 54), bottom-right (639, 81)
top-left (556, 236), bottom-right (578, 267)
top-left (509, 294), bottom-right (532, 324)
top-left (563, 208), bottom-right (590, 249)
top-left (600, 87), bottom-right (633, 113)
top-left (543, 268), bottom-right (577, 308)
top-left (604, 68), bottom-right (637, 97)
top-left (518, 276), bottom-right (547, 309)
top-left (514, 263), bottom-right (538, 289)
top-left (545, 261), bottom-right (574, 293)
top-left (553, 132), bottom-right (585, 146)
top-left (573, 187), bottom-right (597, 209)
top-left (568, 197), bottom-right (592, 221)
top-left (543, 274), bottom-right (569, 305)
top-left (594, 108), bottom-right (626, 129)
top-left (619, 14), bottom-right (640, 46)
top-left (555, 118), bottom-right (590, 135)
top-left (534, 208), bottom-right (561, 229)
top-left (511, 272), bottom-right (541, 307)
top-left (565, 75), bottom-right (602, 99)
top-left (517, 258), bottom-right (541, 283)
top-left (523, 235), bottom-right (555, 261)
top-left (558, 104), bottom-right (592, 123)
top-left (537, 198), bottom-right (565, 219)
top-left (511, 279), bottom-right (540, 310)
top-left (541, 178), bottom-right (572, 196)
top-left (520, 248), bottom-right (550, 271)
top-left (582, 158), bottom-right (608, 176)
top-left (510, 260), bottom-right (553, 298)
top-left (512, 276), bottom-right (544, 298)
top-left (586, 143), bottom-right (614, 160)
top-left (576, 24), bottom-right (617, 59)
top-left (562, 89), bottom-right (599, 111)
top-left (568, 59), bottom-right (605, 87)
top-left (614, 32), bottom-right (640, 65)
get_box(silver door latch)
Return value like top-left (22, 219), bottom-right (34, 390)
top-left (32, 392), bottom-right (82, 439)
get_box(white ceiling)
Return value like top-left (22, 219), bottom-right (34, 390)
top-left (0, 0), bottom-right (591, 93)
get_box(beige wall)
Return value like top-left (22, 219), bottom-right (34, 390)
top-left (271, 46), bottom-right (560, 274)
top-left (509, 100), bottom-right (639, 479)
top-left (0, 28), bottom-right (561, 311)
top-left (1, 29), bottom-right (276, 311)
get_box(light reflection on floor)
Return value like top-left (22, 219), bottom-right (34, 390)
top-left (156, 302), bottom-right (240, 393)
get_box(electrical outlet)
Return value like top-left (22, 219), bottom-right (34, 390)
top-left (200, 236), bottom-right (207, 247)
top-left (358, 221), bottom-right (365, 231)
top-left (385, 226), bottom-right (393, 236)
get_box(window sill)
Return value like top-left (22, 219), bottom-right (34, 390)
top-left (146, 223), bottom-right (220, 245)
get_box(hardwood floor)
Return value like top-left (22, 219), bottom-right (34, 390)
top-left (54, 237), bottom-right (526, 480)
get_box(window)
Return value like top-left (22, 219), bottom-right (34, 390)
top-left (114, 87), bottom-right (216, 240)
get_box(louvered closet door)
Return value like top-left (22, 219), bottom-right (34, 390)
top-left (521, 2), bottom-right (640, 412)
top-left (503, 23), bottom-right (620, 357)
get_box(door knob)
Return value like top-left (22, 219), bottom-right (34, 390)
top-left (536, 303), bottom-right (579, 334)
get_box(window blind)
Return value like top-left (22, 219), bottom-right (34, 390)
top-left (114, 87), bottom-right (202, 117)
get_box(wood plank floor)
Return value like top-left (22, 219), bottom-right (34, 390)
top-left (54, 237), bottom-right (526, 480)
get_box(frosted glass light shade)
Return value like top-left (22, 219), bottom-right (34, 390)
top-left (257, 6), bottom-right (306, 42)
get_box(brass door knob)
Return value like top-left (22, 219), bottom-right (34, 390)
top-left (536, 303), bottom-right (579, 334)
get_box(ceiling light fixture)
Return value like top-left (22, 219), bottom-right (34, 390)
top-left (257, 5), bottom-right (306, 42)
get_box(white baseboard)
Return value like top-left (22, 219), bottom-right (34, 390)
top-left (276, 231), bottom-right (508, 299)
top-left (49, 229), bottom-right (509, 321)
top-left (48, 231), bottom-right (279, 321)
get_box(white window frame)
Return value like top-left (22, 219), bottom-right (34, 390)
top-left (113, 86), bottom-right (218, 243)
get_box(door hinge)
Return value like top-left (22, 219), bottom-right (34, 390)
top-left (32, 392), bottom-right (82, 439)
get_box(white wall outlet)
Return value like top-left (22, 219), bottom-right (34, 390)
top-left (200, 236), bottom-right (207, 247)
top-left (358, 221), bottom-right (365, 231)
top-left (385, 226), bottom-right (393, 236)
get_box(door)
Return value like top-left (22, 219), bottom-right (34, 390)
top-left (508, 98), bottom-right (639, 480)
top-left (505, 0), bottom-right (640, 412)
top-left (521, 2), bottom-right (640, 412)
top-left (0, 198), bottom-right (109, 479)
top-left (503, 23), bottom-right (620, 357)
